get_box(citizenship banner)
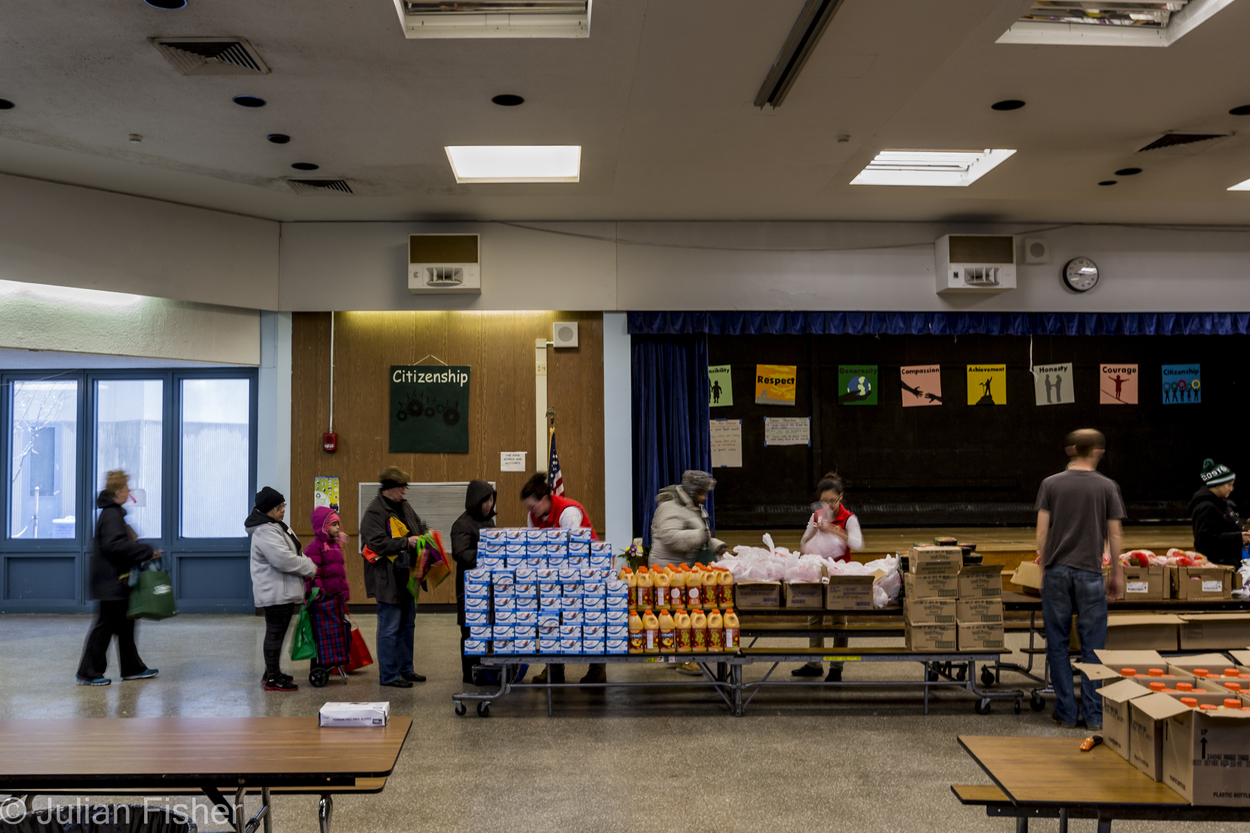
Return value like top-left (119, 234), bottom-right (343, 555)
top-left (1162, 364), bottom-right (1201, 404)
top-left (389, 365), bottom-right (471, 453)
top-left (754, 364), bottom-right (797, 406)
top-left (1100, 364), bottom-right (1138, 405)
top-left (900, 365), bottom-right (942, 407)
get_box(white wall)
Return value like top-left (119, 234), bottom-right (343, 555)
top-left (601, 312), bottom-right (632, 550)
top-left (255, 311), bottom-right (292, 499)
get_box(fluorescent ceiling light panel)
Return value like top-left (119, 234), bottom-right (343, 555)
top-left (445, 145), bottom-right (581, 183)
top-left (997, 0), bottom-right (1235, 46)
top-left (0, 280), bottom-right (144, 310)
top-left (394, 0), bottom-right (591, 39)
top-left (851, 149), bottom-right (1016, 187)
top-left (1227, 177), bottom-right (1250, 191)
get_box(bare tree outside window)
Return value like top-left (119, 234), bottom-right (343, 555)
top-left (10, 380), bottom-right (78, 539)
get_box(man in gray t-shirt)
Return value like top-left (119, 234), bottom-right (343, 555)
top-left (1035, 428), bottom-right (1126, 730)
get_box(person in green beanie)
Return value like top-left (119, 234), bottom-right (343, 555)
top-left (1189, 459), bottom-right (1250, 567)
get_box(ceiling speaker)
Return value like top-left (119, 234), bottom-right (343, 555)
top-left (1023, 238), bottom-right (1050, 265)
top-left (553, 322), bottom-right (579, 349)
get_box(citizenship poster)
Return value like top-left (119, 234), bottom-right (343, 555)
top-left (389, 365), bottom-right (471, 453)
top-left (1032, 363), bottom-right (1073, 406)
top-left (838, 365), bottom-right (878, 405)
top-left (709, 419), bottom-right (742, 467)
top-left (763, 416), bottom-right (810, 446)
top-left (900, 365), bottom-right (942, 407)
top-left (1162, 364), bottom-right (1201, 404)
top-left (1100, 364), bottom-right (1138, 404)
top-left (708, 365), bottom-right (733, 407)
top-left (966, 364), bottom-right (1006, 406)
top-left (754, 364), bottom-right (797, 406)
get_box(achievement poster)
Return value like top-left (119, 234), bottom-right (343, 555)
top-left (1162, 364), bottom-right (1201, 404)
top-left (1032, 363), bottom-right (1073, 406)
top-left (1100, 364), bottom-right (1138, 404)
top-left (389, 365), bottom-right (471, 453)
top-left (967, 364), bottom-right (1006, 406)
top-left (708, 365), bottom-right (733, 407)
top-left (754, 364), bottom-right (797, 406)
top-left (838, 365), bottom-right (878, 405)
top-left (900, 365), bottom-right (942, 407)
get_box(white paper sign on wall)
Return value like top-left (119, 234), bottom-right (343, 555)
top-left (500, 452), bottom-right (527, 472)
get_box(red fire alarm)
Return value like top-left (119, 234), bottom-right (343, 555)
top-left (322, 432), bottom-right (338, 453)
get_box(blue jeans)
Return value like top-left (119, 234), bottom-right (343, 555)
top-left (1041, 564), bottom-right (1108, 726)
top-left (376, 598), bottom-right (416, 684)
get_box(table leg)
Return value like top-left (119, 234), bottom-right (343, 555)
top-left (1058, 807), bottom-right (1068, 833)
top-left (262, 787), bottom-right (272, 833)
top-left (234, 786), bottom-right (247, 833)
top-left (1096, 814), bottom-right (1112, 833)
top-left (1014, 817), bottom-right (1028, 833)
top-left (319, 793), bottom-right (334, 833)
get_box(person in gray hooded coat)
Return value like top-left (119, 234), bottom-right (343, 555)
top-left (648, 470), bottom-right (726, 568)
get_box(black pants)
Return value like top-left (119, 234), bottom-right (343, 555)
top-left (77, 599), bottom-right (146, 680)
top-left (261, 603), bottom-right (296, 678)
top-left (460, 625), bottom-right (476, 683)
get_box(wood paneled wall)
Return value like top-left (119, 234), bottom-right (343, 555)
top-left (290, 311), bottom-right (605, 603)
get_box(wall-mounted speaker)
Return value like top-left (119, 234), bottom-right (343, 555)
top-left (553, 322), bottom-right (579, 349)
top-left (1023, 238), bottom-right (1050, 265)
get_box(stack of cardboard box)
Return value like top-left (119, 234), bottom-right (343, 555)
top-left (904, 546), bottom-right (1004, 651)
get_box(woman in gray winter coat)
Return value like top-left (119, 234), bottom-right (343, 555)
top-left (246, 486), bottom-right (317, 692)
top-left (648, 470), bottom-right (727, 568)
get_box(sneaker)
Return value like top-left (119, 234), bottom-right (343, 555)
top-left (76, 676), bottom-right (110, 686)
top-left (122, 669), bottom-right (158, 681)
top-left (263, 676), bottom-right (298, 692)
top-left (401, 671), bottom-right (426, 683)
top-left (1085, 722), bottom-right (1102, 731)
top-left (791, 664), bottom-right (823, 677)
top-left (1051, 712), bottom-right (1077, 729)
top-left (674, 661), bottom-right (702, 676)
top-left (825, 667), bottom-right (843, 683)
top-left (380, 678), bottom-right (413, 688)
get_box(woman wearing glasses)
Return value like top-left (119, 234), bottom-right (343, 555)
top-left (793, 473), bottom-right (862, 682)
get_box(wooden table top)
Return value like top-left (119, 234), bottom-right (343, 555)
top-left (0, 717), bottom-right (411, 788)
top-left (958, 735), bottom-right (1187, 808)
top-left (1002, 590), bottom-right (1250, 612)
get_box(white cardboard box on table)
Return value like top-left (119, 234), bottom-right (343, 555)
top-left (318, 701), bottom-right (390, 727)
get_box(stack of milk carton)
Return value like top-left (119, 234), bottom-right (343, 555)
top-left (463, 527), bottom-right (628, 657)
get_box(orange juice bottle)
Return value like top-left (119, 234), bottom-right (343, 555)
top-left (637, 567), bottom-right (653, 610)
top-left (687, 565), bottom-right (703, 609)
top-left (670, 568), bottom-right (687, 611)
top-left (1193, 668), bottom-right (1209, 678)
top-left (623, 567), bottom-right (638, 610)
top-left (654, 569), bottom-right (671, 610)
top-left (716, 567), bottom-right (734, 608)
top-left (642, 609), bottom-right (660, 654)
top-left (628, 609), bottom-right (644, 654)
top-left (707, 608), bottom-right (724, 652)
top-left (702, 568), bottom-right (718, 610)
top-left (675, 609), bottom-right (692, 653)
top-left (1180, 697), bottom-right (1198, 708)
top-left (658, 609), bottom-right (676, 653)
top-left (723, 608), bottom-right (740, 650)
top-left (690, 609), bottom-right (708, 652)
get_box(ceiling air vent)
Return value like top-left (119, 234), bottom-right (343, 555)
top-left (151, 37), bottom-right (270, 76)
top-left (1137, 132), bottom-right (1229, 152)
top-left (284, 178), bottom-right (353, 195)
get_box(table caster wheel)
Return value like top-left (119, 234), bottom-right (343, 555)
top-left (981, 667), bottom-right (995, 688)
top-left (975, 698), bottom-right (992, 715)
top-left (309, 667), bottom-right (329, 688)
top-left (454, 702), bottom-right (467, 716)
top-left (477, 702), bottom-right (490, 717)
top-left (1030, 691), bottom-right (1046, 712)
top-left (1014, 698), bottom-right (1022, 715)
top-left (956, 665), bottom-right (967, 682)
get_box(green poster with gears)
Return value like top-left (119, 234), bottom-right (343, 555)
top-left (389, 365), bottom-right (471, 453)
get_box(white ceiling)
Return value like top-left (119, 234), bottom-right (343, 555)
top-left (3, 0), bottom-right (1250, 224)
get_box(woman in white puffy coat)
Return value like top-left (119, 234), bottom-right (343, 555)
top-left (648, 470), bottom-right (726, 568)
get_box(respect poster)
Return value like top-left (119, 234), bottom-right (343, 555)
top-left (708, 365), bottom-right (733, 407)
top-left (838, 365), bottom-right (878, 405)
top-left (1032, 363), bottom-right (1073, 406)
top-left (900, 365), bottom-right (942, 407)
top-left (1162, 364), bottom-right (1201, 404)
top-left (967, 364), bottom-right (1006, 406)
top-left (1100, 364), bottom-right (1138, 404)
top-left (754, 364), bottom-right (797, 406)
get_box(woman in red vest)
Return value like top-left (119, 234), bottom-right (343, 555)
top-left (520, 474), bottom-right (604, 687)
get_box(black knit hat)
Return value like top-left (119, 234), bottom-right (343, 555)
top-left (1200, 458), bottom-right (1235, 487)
top-left (255, 486), bottom-right (285, 513)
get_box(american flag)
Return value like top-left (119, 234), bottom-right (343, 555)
top-left (547, 430), bottom-right (565, 496)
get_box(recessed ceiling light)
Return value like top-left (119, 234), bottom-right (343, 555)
top-left (492, 94), bottom-right (524, 107)
top-left (1115, 167), bottom-right (1142, 176)
top-left (144, 0), bottom-right (187, 8)
top-left (445, 145), bottom-right (581, 183)
top-left (0, 99), bottom-right (14, 110)
top-left (232, 95), bottom-right (266, 108)
top-left (267, 133), bottom-right (290, 144)
top-left (1230, 105), bottom-right (1250, 116)
top-left (991, 100), bottom-right (1025, 111)
top-left (1099, 180), bottom-right (1117, 186)
top-left (291, 162), bottom-right (319, 171)
top-left (850, 149), bottom-right (1016, 187)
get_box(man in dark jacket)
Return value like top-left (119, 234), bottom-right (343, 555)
top-left (361, 466), bottom-right (429, 688)
top-left (452, 479), bottom-right (496, 684)
top-left (1190, 459), bottom-right (1250, 567)
top-left (76, 470), bottom-right (159, 686)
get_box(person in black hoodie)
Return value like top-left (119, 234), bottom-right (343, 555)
top-left (1189, 459), bottom-right (1250, 567)
top-left (76, 470), bottom-right (159, 686)
top-left (452, 479), bottom-right (496, 684)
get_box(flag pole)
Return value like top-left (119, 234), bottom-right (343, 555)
top-left (545, 407), bottom-right (555, 475)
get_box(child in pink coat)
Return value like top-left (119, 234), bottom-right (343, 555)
top-left (303, 507), bottom-right (352, 674)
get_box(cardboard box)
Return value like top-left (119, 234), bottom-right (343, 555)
top-left (1073, 615), bottom-right (1182, 651)
top-left (909, 546), bottom-right (962, 573)
top-left (957, 598), bottom-right (1004, 624)
top-left (904, 598), bottom-right (956, 625)
top-left (957, 621), bottom-right (1005, 651)
top-left (1178, 614), bottom-right (1250, 651)
top-left (1171, 565), bottom-right (1234, 601)
top-left (318, 701), bottom-right (390, 727)
top-left (904, 620), bottom-right (957, 652)
top-left (1009, 561), bottom-right (1042, 595)
top-left (735, 581), bottom-right (781, 609)
top-left (904, 571), bottom-right (959, 600)
top-left (826, 575), bottom-right (876, 611)
top-left (1231, 649), bottom-right (1250, 666)
top-left (1162, 706), bottom-right (1250, 805)
top-left (1193, 678), bottom-right (1250, 700)
top-left (958, 564), bottom-right (1003, 599)
top-left (784, 582), bottom-right (825, 609)
top-left (1129, 692), bottom-right (1191, 781)
top-left (1166, 653), bottom-right (1238, 676)
top-left (1121, 564), bottom-right (1170, 600)
top-left (1098, 678), bottom-right (1153, 761)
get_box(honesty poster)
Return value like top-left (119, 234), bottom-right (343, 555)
top-left (709, 419), bottom-right (743, 468)
top-left (1162, 364), bottom-right (1201, 405)
top-left (389, 365), bottom-right (471, 453)
top-left (838, 365), bottom-right (878, 405)
top-left (1100, 364), bottom-right (1138, 404)
top-left (1033, 363), bottom-right (1073, 406)
top-left (754, 364), bottom-right (797, 406)
top-left (708, 365), bottom-right (733, 407)
top-left (967, 364), bottom-right (1006, 406)
top-left (900, 365), bottom-right (942, 407)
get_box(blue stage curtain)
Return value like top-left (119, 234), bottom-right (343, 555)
top-left (631, 335), bottom-right (713, 545)
top-left (627, 311), bottom-right (1250, 337)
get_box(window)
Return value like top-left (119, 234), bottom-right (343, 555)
top-left (9, 380), bottom-right (79, 539)
top-left (180, 378), bottom-right (251, 538)
top-left (95, 380), bottom-right (163, 539)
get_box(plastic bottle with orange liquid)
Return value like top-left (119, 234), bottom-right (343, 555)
top-left (658, 609), bottom-right (676, 653)
top-left (690, 608), bottom-right (708, 652)
top-left (637, 567), bottom-right (654, 610)
top-left (707, 608), bottom-right (724, 652)
top-left (723, 608), bottom-right (740, 650)
top-left (654, 568), bottom-right (671, 610)
top-left (642, 608), bottom-right (660, 654)
top-left (716, 567), bottom-right (734, 608)
top-left (686, 565), bottom-right (702, 609)
top-left (702, 568), bottom-right (718, 610)
top-left (623, 567), bottom-right (638, 610)
top-left (628, 609), bottom-right (644, 654)
top-left (670, 568), bottom-right (687, 611)
top-left (675, 609), bottom-right (692, 653)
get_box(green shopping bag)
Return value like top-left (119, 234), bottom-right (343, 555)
top-left (127, 559), bottom-right (178, 620)
top-left (289, 589), bottom-right (319, 661)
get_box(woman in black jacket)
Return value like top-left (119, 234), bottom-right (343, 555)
top-left (452, 479), bottom-right (496, 684)
top-left (76, 470), bottom-right (159, 686)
